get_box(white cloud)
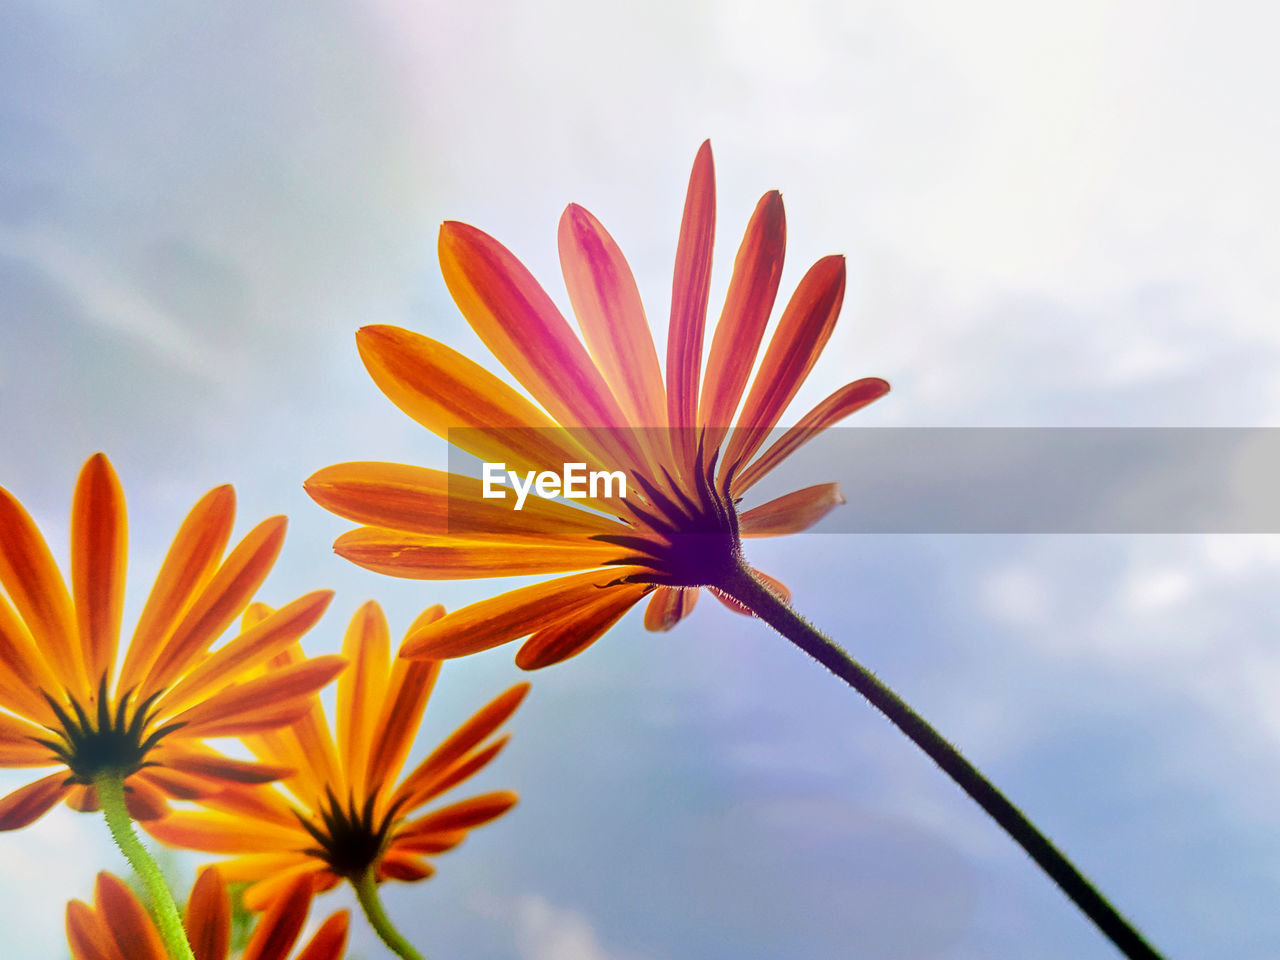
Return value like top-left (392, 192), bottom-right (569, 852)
top-left (514, 895), bottom-right (643, 960)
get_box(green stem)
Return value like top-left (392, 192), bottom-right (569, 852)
top-left (716, 561), bottom-right (1165, 960)
top-left (94, 773), bottom-right (195, 960)
top-left (352, 867), bottom-right (428, 960)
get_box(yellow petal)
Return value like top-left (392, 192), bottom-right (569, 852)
top-left (337, 600), bottom-right (390, 801)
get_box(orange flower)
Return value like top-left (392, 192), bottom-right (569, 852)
top-left (67, 867), bottom-right (348, 960)
top-left (146, 600), bottom-right (525, 912)
top-left (306, 141), bottom-right (888, 668)
top-left (0, 454), bottom-right (344, 828)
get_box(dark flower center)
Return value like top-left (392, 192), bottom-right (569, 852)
top-left (37, 678), bottom-right (183, 783)
top-left (594, 441), bottom-right (743, 588)
top-left (297, 789), bottom-right (404, 878)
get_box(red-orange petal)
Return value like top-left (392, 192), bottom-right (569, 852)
top-left (147, 811), bottom-right (306, 854)
top-left (642, 586), bottom-right (699, 633)
top-left (0, 710), bottom-right (60, 766)
top-left (699, 190), bottom-right (785, 432)
top-left (515, 583), bottom-right (645, 669)
top-left (438, 221), bottom-right (631, 434)
top-left (378, 850), bottom-right (435, 882)
top-left (185, 867), bottom-right (231, 960)
top-left (0, 771), bottom-right (71, 830)
top-left (0, 482), bottom-right (86, 697)
top-left (401, 791), bottom-right (518, 835)
top-left (558, 203), bottom-right (666, 428)
top-left (71, 453), bottom-right (128, 690)
top-left (119, 484), bottom-right (236, 692)
top-left (293, 911), bottom-right (350, 960)
top-left (722, 255), bottom-right (847, 478)
top-left (241, 872), bottom-right (312, 960)
top-left (95, 872), bottom-right (167, 960)
top-left (402, 569), bottom-right (642, 660)
top-left (738, 483), bottom-right (847, 537)
top-left (736, 377), bottom-right (890, 493)
top-left (141, 515), bottom-right (288, 699)
top-left (66, 898), bottom-right (125, 960)
top-left (667, 140), bottom-right (716, 438)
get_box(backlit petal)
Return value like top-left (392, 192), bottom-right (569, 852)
top-left (66, 898), bottom-right (125, 960)
top-left (168, 655), bottom-right (346, 738)
top-left (722, 255), bottom-right (846, 478)
top-left (515, 583), bottom-right (646, 669)
top-left (120, 484), bottom-right (235, 693)
top-left (338, 600), bottom-right (390, 801)
top-left (0, 771), bottom-right (71, 830)
top-left (402, 570), bottom-right (642, 660)
top-left (667, 140), bottom-right (715, 437)
top-left (0, 482), bottom-right (86, 696)
top-left (736, 377), bottom-right (890, 492)
top-left (558, 203), bottom-right (666, 428)
top-left (241, 872), bottom-right (311, 959)
top-left (699, 190), bottom-right (785, 432)
top-left (142, 515), bottom-right (288, 699)
top-left (95, 872), bottom-right (166, 960)
top-left (71, 454), bottom-right (128, 690)
top-left (185, 867), bottom-right (231, 960)
top-left (642, 586), bottom-right (699, 633)
top-left (293, 911), bottom-right (349, 960)
top-left (738, 483), bottom-right (846, 537)
top-left (334, 528), bottom-right (617, 580)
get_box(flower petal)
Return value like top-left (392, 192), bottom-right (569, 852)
top-left (338, 600), bottom-right (390, 801)
top-left (667, 140), bottom-right (715, 436)
top-left (185, 867), bottom-right (231, 960)
top-left (722, 255), bottom-right (847, 478)
top-left (558, 203), bottom-right (666, 428)
top-left (736, 377), bottom-right (890, 492)
top-left (699, 190), bottom-right (785, 432)
top-left (242, 863), bottom-right (326, 915)
top-left (215, 852), bottom-right (314, 885)
top-left (242, 872), bottom-right (312, 959)
top-left (438, 221), bottom-right (631, 434)
top-left (405, 735), bottom-right (511, 809)
top-left (141, 515), bottom-right (288, 700)
top-left (738, 483), bottom-right (847, 537)
top-left (66, 898), bottom-right (125, 960)
top-left (150, 744), bottom-right (293, 786)
top-left (392, 826), bottom-right (468, 855)
top-left (306, 461), bottom-right (621, 539)
top-left (119, 484), bottom-right (236, 693)
top-left (642, 586), bottom-right (699, 633)
top-left (71, 454), bottom-right (128, 690)
top-left (95, 872), bottom-right (167, 960)
top-left (0, 481), bottom-right (86, 697)
top-left (123, 777), bottom-right (170, 821)
top-left (293, 911), bottom-right (350, 960)
top-left (515, 583), bottom-right (645, 669)
top-left (0, 710), bottom-right (60, 766)
top-left (394, 684), bottom-right (528, 811)
top-left (378, 850), bottom-right (435, 882)
top-left (402, 570), bottom-right (643, 660)
top-left (365, 650), bottom-right (439, 807)
top-left (0, 771), bottom-right (71, 830)
top-left (334, 528), bottom-right (618, 580)
top-left (157, 589), bottom-right (334, 715)
top-left (168, 655), bottom-right (346, 738)
top-left (355, 325), bottom-right (596, 474)
top-left (146, 810), bottom-right (306, 854)
top-left (400, 791), bottom-right (518, 835)
top-left (0, 593), bottom-right (62, 724)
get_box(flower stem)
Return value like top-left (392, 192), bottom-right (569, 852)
top-left (94, 773), bottom-right (195, 960)
top-left (716, 562), bottom-right (1164, 960)
top-left (352, 867), bottom-right (427, 960)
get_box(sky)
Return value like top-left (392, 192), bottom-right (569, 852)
top-left (3, 0), bottom-right (1280, 957)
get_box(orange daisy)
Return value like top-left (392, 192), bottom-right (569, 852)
top-left (146, 600), bottom-right (526, 915)
top-left (67, 867), bottom-right (348, 960)
top-left (306, 141), bottom-right (888, 668)
top-left (0, 453), bottom-right (345, 828)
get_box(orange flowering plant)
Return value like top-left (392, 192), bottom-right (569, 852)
top-left (0, 454), bottom-right (345, 960)
top-left (146, 601), bottom-right (526, 960)
top-left (67, 867), bottom-right (348, 960)
top-left (306, 144), bottom-right (1165, 960)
